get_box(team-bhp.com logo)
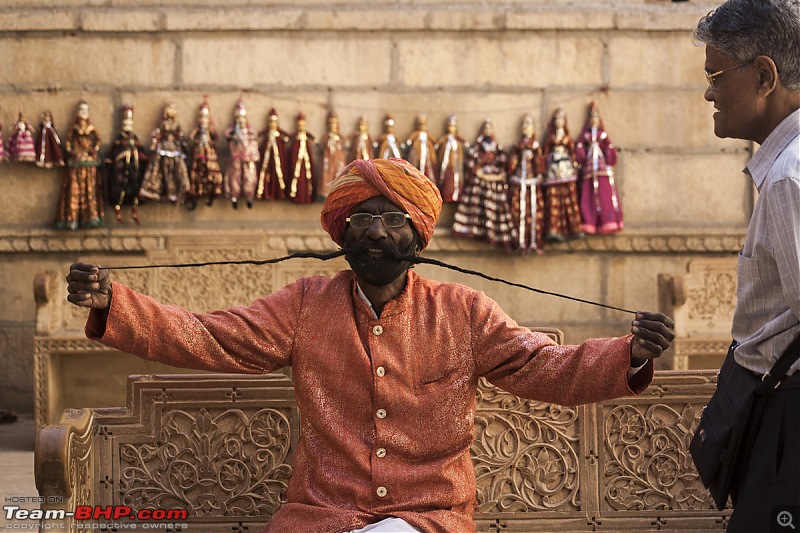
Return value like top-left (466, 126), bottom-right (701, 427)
top-left (4, 505), bottom-right (188, 528)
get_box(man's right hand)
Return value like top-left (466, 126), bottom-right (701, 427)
top-left (66, 262), bottom-right (112, 309)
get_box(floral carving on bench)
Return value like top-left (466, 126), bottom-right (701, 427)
top-left (119, 407), bottom-right (293, 518)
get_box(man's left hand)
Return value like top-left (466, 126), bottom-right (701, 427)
top-left (630, 312), bottom-right (675, 367)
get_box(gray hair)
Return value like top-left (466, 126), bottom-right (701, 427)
top-left (694, 0), bottom-right (800, 91)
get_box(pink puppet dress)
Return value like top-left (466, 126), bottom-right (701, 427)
top-left (257, 108), bottom-right (289, 201)
top-left (347, 116), bottom-right (374, 163)
top-left (542, 108), bottom-right (583, 242)
top-left (403, 114), bottom-right (437, 183)
top-left (140, 102), bottom-right (191, 203)
top-left (35, 110), bottom-right (65, 168)
top-left (0, 118), bottom-right (6, 163)
top-left (452, 119), bottom-right (516, 248)
top-left (225, 99), bottom-right (260, 209)
top-left (8, 112), bottom-right (36, 163)
top-left (508, 114), bottom-right (546, 254)
top-left (287, 112), bottom-right (317, 203)
top-left (55, 101), bottom-right (104, 230)
top-left (435, 115), bottom-right (467, 203)
top-left (187, 98), bottom-right (224, 208)
top-left (575, 103), bottom-right (623, 234)
top-left (318, 111), bottom-right (346, 200)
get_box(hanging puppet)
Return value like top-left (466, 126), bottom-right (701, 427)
top-left (187, 97), bottom-right (224, 209)
top-left (318, 110), bottom-right (346, 200)
top-left (375, 114), bottom-right (402, 159)
top-left (403, 114), bottom-right (437, 183)
top-left (0, 112), bottom-right (6, 163)
top-left (575, 102), bottom-right (623, 234)
top-left (140, 102), bottom-right (191, 203)
top-left (287, 112), bottom-right (317, 203)
top-left (435, 115), bottom-right (467, 203)
top-left (257, 108), bottom-right (289, 200)
top-left (55, 101), bottom-right (104, 230)
top-left (225, 99), bottom-right (260, 209)
top-left (452, 118), bottom-right (515, 248)
top-left (543, 108), bottom-right (583, 242)
top-left (8, 112), bottom-right (36, 163)
top-left (347, 116), bottom-right (373, 162)
top-left (107, 104), bottom-right (147, 223)
top-left (508, 114), bottom-right (546, 254)
top-left (35, 110), bottom-right (65, 168)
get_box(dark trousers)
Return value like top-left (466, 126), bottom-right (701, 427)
top-left (727, 381), bottom-right (800, 532)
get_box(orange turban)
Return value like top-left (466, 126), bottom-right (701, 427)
top-left (321, 158), bottom-right (443, 250)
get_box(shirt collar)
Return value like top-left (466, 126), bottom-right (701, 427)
top-left (745, 108), bottom-right (800, 190)
top-left (353, 270), bottom-right (416, 320)
top-left (355, 282), bottom-right (379, 319)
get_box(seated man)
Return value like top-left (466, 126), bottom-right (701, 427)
top-left (66, 158), bottom-right (674, 533)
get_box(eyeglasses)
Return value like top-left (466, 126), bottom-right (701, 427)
top-left (705, 60), bottom-right (753, 90)
top-left (346, 212), bottom-right (411, 229)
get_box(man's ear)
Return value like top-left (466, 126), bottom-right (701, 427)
top-left (754, 55), bottom-right (779, 97)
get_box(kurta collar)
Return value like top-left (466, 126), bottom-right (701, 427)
top-left (349, 269), bottom-right (417, 320)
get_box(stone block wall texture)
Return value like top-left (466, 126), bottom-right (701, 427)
top-left (0, 1), bottom-right (747, 413)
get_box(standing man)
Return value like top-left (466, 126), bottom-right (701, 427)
top-left (67, 158), bottom-right (674, 533)
top-left (694, 1), bottom-right (800, 530)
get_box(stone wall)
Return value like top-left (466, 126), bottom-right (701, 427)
top-left (0, 0), bottom-right (745, 413)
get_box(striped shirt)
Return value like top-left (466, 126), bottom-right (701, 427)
top-left (732, 108), bottom-right (800, 375)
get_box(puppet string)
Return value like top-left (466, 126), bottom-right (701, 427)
top-left (102, 250), bottom-right (636, 315)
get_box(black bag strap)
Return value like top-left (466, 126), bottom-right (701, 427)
top-left (758, 334), bottom-right (800, 391)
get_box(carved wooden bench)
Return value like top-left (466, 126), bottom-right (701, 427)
top-left (35, 367), bottom-right (731, 531)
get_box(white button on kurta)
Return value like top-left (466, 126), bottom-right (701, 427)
top-left (376, 486), bottom-right (387, 497)
top-left (376, 409), bottom-right (387, 419)
top-left (376, 366), bottom-right (385, 377)
top-left (376, 448), bottom-right (387, 458)
top-left (372, 325), bottom-right (384, 335)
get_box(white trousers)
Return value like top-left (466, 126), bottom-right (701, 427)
top-left (347, 517), bottom-right (424, 532)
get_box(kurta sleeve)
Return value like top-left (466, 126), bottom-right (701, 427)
top-left (85, 280), bottom-right (306, 374)
top-left (470, 291), bottom-right (652, 406)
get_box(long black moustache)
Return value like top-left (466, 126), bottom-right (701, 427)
top-left (342, 238), bottom-right (411, 260)
top-left (103, 249), bottom-right (635, 314)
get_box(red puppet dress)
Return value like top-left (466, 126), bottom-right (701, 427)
top-left (376, 114), bottom-right (402, 160)
top-left (435, 115), bottom-right (467, 203)
top-left (287, 113), bottom-right (317, 203)
top-left (257, 109), bottom-right (289, 201)
top-left (404, 114), bottom-right (437, 183)
top-left (542, 108), bottom-right (583, 242)
top-left (347, 116), bottom-right (374, 163)
top-left (35, 110), bottom-right (65, 168)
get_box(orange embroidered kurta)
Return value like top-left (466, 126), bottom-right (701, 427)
top-left (86, 270), bottom-right (650, 533)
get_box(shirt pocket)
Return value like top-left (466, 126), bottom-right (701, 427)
top-left (415, 364), bottom-right (462, 395)
top-left (736, 251), bottom-right (761, 300)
